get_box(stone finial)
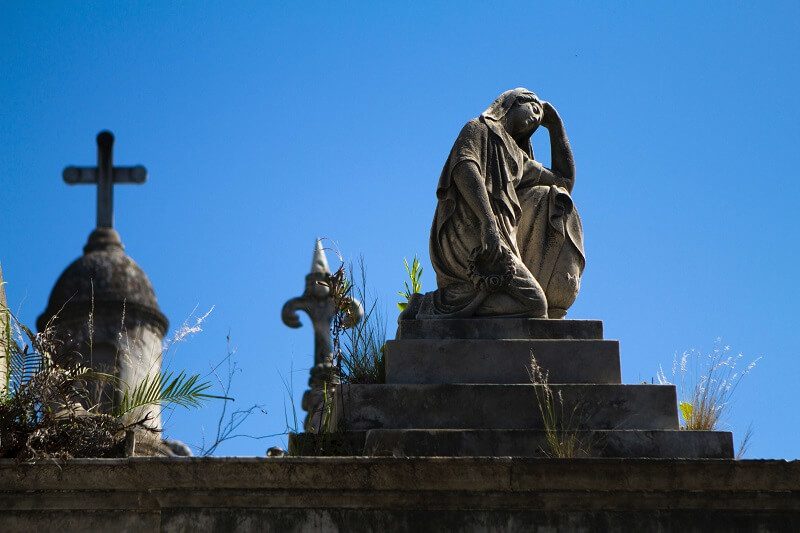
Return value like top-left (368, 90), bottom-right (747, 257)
top-left (281, 240), bottom-right (363, 431)
top-left (281, 240), bottom-right (363, 368)
top-left (310, 239), bottom-right (330, 274)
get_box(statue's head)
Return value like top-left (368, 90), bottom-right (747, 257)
top-left (482, 88), bottom-right (543, 138)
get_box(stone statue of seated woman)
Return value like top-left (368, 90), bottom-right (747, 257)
top-left (406, 88), bottom-right (585, 320)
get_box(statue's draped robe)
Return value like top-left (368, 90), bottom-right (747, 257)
top-left (421, 117), bottom-right (585, 318)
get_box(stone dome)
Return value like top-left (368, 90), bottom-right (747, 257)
top-left (37, 228), bottom-right (168, 334)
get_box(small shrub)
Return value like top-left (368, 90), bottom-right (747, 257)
top-left (328, 257), bottom-right (386, 385)
top-left (0, 305), bottom-right (220, 460)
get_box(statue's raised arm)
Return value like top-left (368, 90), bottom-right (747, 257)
top-left (405, 88), bottom-right (585, 320)
top-left (538, 101), bottom-right (575, 193)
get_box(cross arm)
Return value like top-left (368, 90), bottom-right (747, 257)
top-left (63, 166), bottom-right (148, 184)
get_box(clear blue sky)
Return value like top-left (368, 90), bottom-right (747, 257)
top-left (2, 1), bottom-right (799, 458)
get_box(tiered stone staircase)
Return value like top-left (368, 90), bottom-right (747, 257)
top-left (324, 318), bottom-right (733, 458)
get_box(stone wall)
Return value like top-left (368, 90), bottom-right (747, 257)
top-left (0, 263), bottom-right (7, 394)
top-left (1, 457), bottom-right (798, 532)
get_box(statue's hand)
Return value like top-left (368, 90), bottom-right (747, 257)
top-left (541, 101), bottom-right (560, 128)
top-left (481, 224), bottom-right (503, 262)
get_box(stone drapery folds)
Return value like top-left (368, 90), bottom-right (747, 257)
top-left (416, 88), bottom-right (585, 319)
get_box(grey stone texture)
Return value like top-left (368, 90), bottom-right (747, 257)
top-left (0, 457), bottom-right (798, 532)
top-left (333, 383), bottom-right (679, 431)
top-left (295, 317), bottom-right (734, 459)
top-left (38, 228), bottom-right (168, 335)
top-left (363, 429), bottom-right (734, 459)
top-left (341, 91), bottom-right (731, 459)
top-left (416, 88), bottom-right (584, 320)
top-left (385, 339), bottom-right (621, 384)
top-left (397, 317), bottom-right (602, 340)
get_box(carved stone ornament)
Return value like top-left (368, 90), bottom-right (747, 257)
top-left (282, 240), bottom-right (363, 431)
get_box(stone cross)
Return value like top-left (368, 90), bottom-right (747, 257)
top-left (63, 131), bottom-right (147, 229)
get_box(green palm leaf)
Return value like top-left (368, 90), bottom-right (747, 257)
top-left (114, 370), bottom-right (227, 417)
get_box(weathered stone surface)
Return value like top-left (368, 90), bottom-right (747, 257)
top-left (333, 384), bottom-right (679, 431)
top-left (1, 457), bottom-right (798, 531)
top-left (362, 429), bottom-right (733, 459)
top-left (0, 263), bottom-right (7, 394)
top-left (289, 431), bottom-right (368, 456)
top-left (290, 428), bottom-right (734, 459)
top-left (350, 317), bottom-right (729, 459)
top-left (37, 228), bottom-right (167, 335)
top-left (385, 339), bottom-right (621, 384)
top-left (396, 318), bottom-right (603, 340)
top-left (282, 239), bottom-right (363, 370)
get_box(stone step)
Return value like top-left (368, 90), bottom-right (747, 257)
top-left (333, 384), bottom-right (679, 431)
top-left (385, 339), bottom-right (621, 384)
top-left (396, 318), bottom-right (603, 341)
top-left (362, 429), bottom-right (734, 459)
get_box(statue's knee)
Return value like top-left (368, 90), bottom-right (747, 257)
top-left (545, 270), bottom-right (582, 314)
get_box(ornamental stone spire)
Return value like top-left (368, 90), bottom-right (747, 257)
top-left (282, 240), bottom-right (363, 431)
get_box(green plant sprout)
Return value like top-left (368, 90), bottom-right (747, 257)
top-left (397, 256), bottom-right (423, 311)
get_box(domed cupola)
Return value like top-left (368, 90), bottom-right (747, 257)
top-left (37, 227), bottom-right (168, 350)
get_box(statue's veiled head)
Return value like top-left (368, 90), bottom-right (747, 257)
top-left (482, 88), bottom-right (543, 141)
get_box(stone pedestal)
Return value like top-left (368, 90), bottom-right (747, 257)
top-left (291, 318), bottom-right (733, 458)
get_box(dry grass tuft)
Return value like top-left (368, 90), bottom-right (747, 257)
top-left (657, 339), bottom-right (759, 431)
top-left (528, 354), bottom-right (586, 458)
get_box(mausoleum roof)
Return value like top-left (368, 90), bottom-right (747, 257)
top-left (37, 228), bottom-right (168, 333)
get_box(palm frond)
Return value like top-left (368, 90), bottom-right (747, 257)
top-left (114, 370), bottom-right (226, 417)
top-left (7, 346), bottom-right (45, 393)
